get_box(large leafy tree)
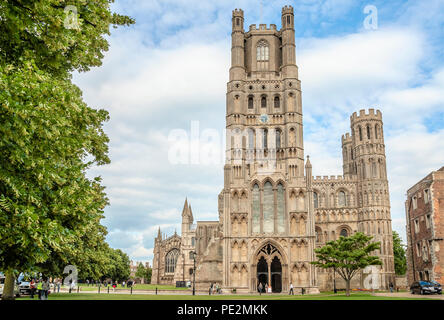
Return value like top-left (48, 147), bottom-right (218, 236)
top-left (392, 231), bottom-right (407, 275)
top-left (0, 0), bottom-right (134, 299)
top-left (135, 262), bottom-right (152, 284)
top-left (311, 232), bottom-right (382, 296)
top-left (102, 248), bottom-right (130, 282)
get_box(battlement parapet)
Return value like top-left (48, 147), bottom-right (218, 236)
top-left (341, 133), bottom-right (352, 144)
top-left (248, 24), bottom-right (278, 31)
top-left (313, 175), bottom-right (349, 182)
top-left (233, 8), bottom-right (244, 17)
top-left (282, 5), bottom-right (294, 14)
top-left (350, 108), bottom-right (382, 122)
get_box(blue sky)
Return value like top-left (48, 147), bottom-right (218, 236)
top-left (72, 0), bottom-right (444, 263)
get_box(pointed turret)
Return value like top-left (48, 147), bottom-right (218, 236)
top-left (181, 197), bottom-right (193, 233)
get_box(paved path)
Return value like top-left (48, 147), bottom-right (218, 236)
top-left (372, 292), bottom-right (444, 300)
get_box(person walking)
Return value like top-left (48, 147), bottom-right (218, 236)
top-left (289, 283), bottom-right (294, 295)
top-left (258, 282), bottom-right (263, 295)
top-left (36, 279), bottom-right (43, 300)
top-left (389, 282), bottom-right (394, 293)
top-left (42, 278), bottom-right (50, 300)
top-left (30, 278), bottom-right (36, 299)
top-left (209, 283), bottom-right (213, 295)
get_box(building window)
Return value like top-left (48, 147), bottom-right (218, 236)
top-left (263, 182), bottom-right (274, 233)
top-left (412, 196), bottom-right (417, 209)
top-left (275, 129), bottom-right (281, 148)
top-left (236, 18), bottom-right (240, 26)
top-left (261, 95), bottom-right (267, 108)
top-left (359, 126), bottom-right (363, 141)
top-left (424, 189), bottom-right (430, 203)
top-left (189, 268), bottom-right (194, 275)
top-left (165, 248), bottom-right (180, 273)
top-left (256, 40), bottom-right (269, 61)
top-left (338, 191), bottom-right (347, 207)
top-left (276, 183), bottom-right (285, 233)
top-left (191, 237), bottom-right (195, 246)
top-left (313, 192), bottom-right (319, 209)
top-left (248, 95), bottom-right (254, 109)
top-left (262, 129), bottom-right (268, 149)
top-left (426, 215), bottom-right (431, 229)
top-left (416, 243), bottom-right (421, 257)
top-left (248, 128), bottom-right (255, 149)
top-left (252, 184), bottom-right (260, 233)
top-left (414, 219), bottom-right (420, 233)
top-left (274, 96), bottom-right (280, 108)
top-left (375, 124), bottom-right (379, 139)
top-left (367, 125), bottom-right (371, 139)
top-left (340, 228), bottom-right (349, 237)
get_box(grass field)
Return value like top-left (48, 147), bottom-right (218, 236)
top-left (17, 292), bottom-right (439, 300)
top-left (74, 283), bottom-right (189, 291)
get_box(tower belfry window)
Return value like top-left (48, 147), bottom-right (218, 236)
top-left (256, 40), bottom-right (269, 61)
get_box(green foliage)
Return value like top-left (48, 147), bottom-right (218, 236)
top-left (0, 0), bottom-right (134, 298)
top-left (102, 248), bottom-right (131, 282)
top-left (311, 232), bottom-right (382, 296)
top-left (392, 231), bottom-right (407, 275)
top-left (135, 263), bottom-right (152, 283)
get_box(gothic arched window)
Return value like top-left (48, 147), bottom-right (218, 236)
top-left (359, 126), bottom-right (363, 141)
top-left (375, 124), bottom-right (379, 139)
top-left (263, 181), bottom-right (274, 233)
top-left (340, 228), bottom-right (349, 237)
top-left (165, 248), bottom-right (180, 273)
top-left (261, 95), bottom-right (267, 108)
top-left (338, 191), bottom-right (347, 207)
top-left (262, 129), bottom-right (268, 149)
top-left (275, 129), bottom-right (281, 148)
top-left (274, 96), bottom-right (280, 108)
top-left (367, 125), bottom-right (371, 139)
top-left (256, 40), bottom-right (269, 61)
top-left (248, 95), bottom-right (254, 109)
top-left (277, 183), bottom-right (285, 233)
top-left (252, 184), bottom-right (260, 233)
top-left (248, 128), bottom-right (255, 149)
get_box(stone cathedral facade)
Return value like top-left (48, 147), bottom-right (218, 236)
top-left (151, 6), bottom-right (396, 293)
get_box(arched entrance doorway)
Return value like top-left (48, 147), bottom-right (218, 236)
top-left (271, 256), bottom-right (282, 293)
top-left (255, 243), bottom-right (283, 293)
top-left (257, 257), bottom-right (268, 292)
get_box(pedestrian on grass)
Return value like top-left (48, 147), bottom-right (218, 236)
top-left (258, 282), bottom-right (263, 295)
top-left (289, 283), bottom-right (294, 295)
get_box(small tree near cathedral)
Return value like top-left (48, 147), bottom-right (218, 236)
top-left (311, 232), bottom-right (382, 296)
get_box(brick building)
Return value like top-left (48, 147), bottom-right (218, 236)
top-left (405, 166), bottom-right (444, 285)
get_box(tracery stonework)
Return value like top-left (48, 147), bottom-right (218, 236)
top-left (151, 6), bottom-right (396, 293)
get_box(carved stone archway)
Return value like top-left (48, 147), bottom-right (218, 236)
top-left (253, 242), bottom-right (287, 293)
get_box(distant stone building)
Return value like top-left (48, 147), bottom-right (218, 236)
top-left (151, 6), bottom-right (395, 293)
top-left (405, 166), bottom-right (444, 285)
top-left (129, 260), bottom-right (150, 284)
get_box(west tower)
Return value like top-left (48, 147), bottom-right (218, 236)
top-left (222, 5), bottom-right (318, 294)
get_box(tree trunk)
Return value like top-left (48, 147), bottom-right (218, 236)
top-left (345, 279), bottom-right (351, 297)
top-left (1, 270), bottom-right (16, 300)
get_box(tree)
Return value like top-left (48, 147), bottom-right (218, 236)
top-left (0, 1), bottom-right (134, 299)
top-left (311, 232), bottom-right (382, 296)
top-left (135, 263), bottom-right (146, 282)
top-left (135, 263), bottom-right (152, 283)
top-left (102, 248), bottom-right (130, 283)
top-left (392, 231), bottom-right (407, 275)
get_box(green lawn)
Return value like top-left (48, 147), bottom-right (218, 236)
top-left (17, 292), bottom-right (439, 300)
top-left (74, 283), bottom-right (189, 291)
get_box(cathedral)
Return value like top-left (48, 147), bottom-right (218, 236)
top-left (151, 6), bottom-right (395, 293)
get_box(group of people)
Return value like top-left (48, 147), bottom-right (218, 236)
top-left (257, 282), bottom-right (273, 294)
top-left (29, 278), bottom-right (60, 300)
top-left (209, 283), bottom-right (221, 295)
